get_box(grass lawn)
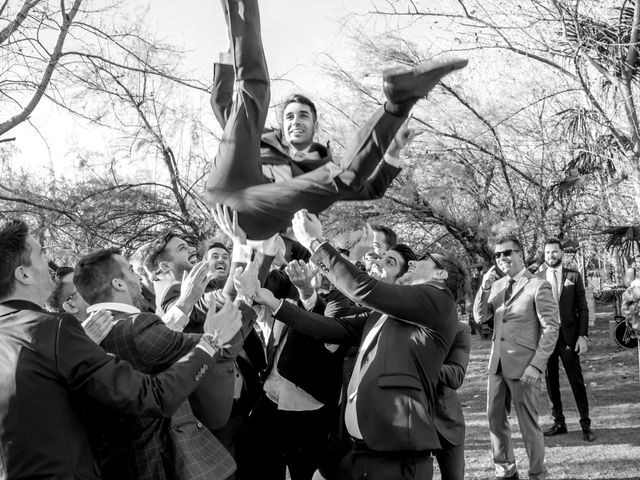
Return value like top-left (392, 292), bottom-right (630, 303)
top-left (448, 302), bottom-right (640, 480)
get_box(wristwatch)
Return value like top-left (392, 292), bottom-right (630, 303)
top-left (309, 238), bottom-right (324, 253)
top-left (580, 335), bottom-right (589, 342)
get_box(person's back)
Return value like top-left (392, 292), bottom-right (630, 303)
top-left (0, 304), bottom-right (104, 479)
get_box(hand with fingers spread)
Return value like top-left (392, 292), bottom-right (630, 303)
top-left (81, 309), bottom-right (114, 345)
top-left (233, 260), bottom-right (260, 300)
top-left (285, 260), bottom-right (316, 300)
top-left (175, 260), bottom-right (211, 315)
top-left (204, 297), bottom-right (242, 347)
top-left (212, 203), bottom-right (247, 246)
top-left (292, 209), bottom-right (323, 251)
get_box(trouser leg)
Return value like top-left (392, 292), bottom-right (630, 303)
top-left (487, 370), bottom-right (517, 478)
top-left (558, 337), bottom-right (591, 427)
top-left (435, 435), bottom-right (465, 480)
top-left (206, 0), bottom-right (269, 202)
top-left (281, 406), bottom-right (332, 480)
top-left (336, 104), bottom-right (414, 192)
top-left (544, 342), bottom-right (565, 424)
top-left (506, 376), bottom-right (546, 480)
top-left (337, 449), bottom-right (433, 480)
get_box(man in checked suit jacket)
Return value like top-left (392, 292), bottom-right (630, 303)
top-left (474, 233), bottom-right (559, 480)
top-left (246, 210), bottom-right (467, 480)
top-left (74, 247), bottom-right (257, 480)
top-left (537, 238), bottom-right (595, 442)
top-left (0, 219), bottom-right (230, 480)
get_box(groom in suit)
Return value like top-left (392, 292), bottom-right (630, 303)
top-left (538, 238), bottom-right (595, 442)
top-left (474, 234), bottom-right (559, 480)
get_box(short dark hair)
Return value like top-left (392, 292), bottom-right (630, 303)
top-left (371, 224), bottom-right (397, 248)
top-left (144, 231), bottom-right (180, 279)
top-left (282, 94), bottom-right (318, 122)
top-left (389, 243), bottom-right (417, 276)
top-left (435, 253), bottom-right (470, 303)
top-left (74, 248), bottom-right (124, 305)
top-left (494, 233), bottom-right (523, 251)
top-left (46, 266), bottom-right (74, 312)
top-left (207, 242), bottom-right (229, 254)
top-left (0, 219), bottom-right (32, 299)
top-left (544, 237), bottom-right (563, 250)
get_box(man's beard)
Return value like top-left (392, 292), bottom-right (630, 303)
top-left (545, 258), bottom-right (562, 268)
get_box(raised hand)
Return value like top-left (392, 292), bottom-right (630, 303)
top-left (81, 309), bottom-right (113, 344)
top-left (255, 287), bottom-right (281, 311)
top-left (204, 297), bottom-right (242, 346)
top-left (292, 209), bottom-right (323, 250)
top-left (233, 260), bottom-right (260, 299)
top-left (387, 114), bottom-right (417, 159)
top-left (212, 203), bottom-right (247, 245)
top-left (175, 260), bottom-right (211, 314)
top-left (285, 259), bottom-right (316, 300)
top-left (481, 266), bottom-right (501, 290)
top-left (247, 233), bottom-right (284, 257)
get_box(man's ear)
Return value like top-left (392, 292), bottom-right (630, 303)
top-left (111, 278), bottom-right (127, 292)
top-left (14, 265), bottom-right (32, 286)
top-left (62, 300), bottom-right (79, 314)
top-left (158, 260), bottom-right (172, 275)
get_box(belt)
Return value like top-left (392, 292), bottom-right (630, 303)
top-left (349, 437), bottom-right (434, 457)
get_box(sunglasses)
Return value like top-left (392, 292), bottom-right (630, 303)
top-left (65, 290), bottom-right (78, 303)
top-left (423, 252), bottom-right (445, 270)
top-left (494, 249), bottom-right (520, 259)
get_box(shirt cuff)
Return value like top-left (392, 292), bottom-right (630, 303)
top-left (232, 244), bottom-right (253, 264)
top-left (383, 152), bottom-right (401, 167)
top-left (272, 299), bottom-right (285, 315)
top-left (301, 291), bottom-right (318, 311)
top-left (162, 305), bottom-right (189, 332)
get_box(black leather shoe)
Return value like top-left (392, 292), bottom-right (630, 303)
top-left (497, 473), bottom-right (519, 480)
top-left (543, 422), bottom-right (568, 436)
top-left (582, 427), bottom-right (596, 442)
top-left (382, 59), bottom-right (468, 104)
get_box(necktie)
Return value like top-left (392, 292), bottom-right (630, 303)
top-left (504, 278), bottom-right (515, 304)
top-left (551, 269), bottom-right (559, 301)
top-left (293, 151), bottom-right (306, 161)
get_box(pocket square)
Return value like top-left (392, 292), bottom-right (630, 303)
top-left (564, 279), bottom-right (574, 287)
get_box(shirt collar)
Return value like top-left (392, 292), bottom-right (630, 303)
top-left (87, 302), bottom-right (141, 315)
top-left (508, 268), bottom-right (527, 282)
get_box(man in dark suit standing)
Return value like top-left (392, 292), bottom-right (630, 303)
top-left (474, 234), bottom-right (559, 480)
top-left (538, 238), bottom-right (595, 442)
top-left (434, 322), bottom-right (471, 480)
top-left (243, 209), bottom-right (467, 480)
top-left (0, 219), bottom-right (239, 480)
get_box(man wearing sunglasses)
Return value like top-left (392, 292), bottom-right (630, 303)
top-left (474, 234), bottom-right (559, 480)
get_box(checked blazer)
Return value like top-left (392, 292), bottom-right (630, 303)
top-left (93, 309), bottom-right (241, 480)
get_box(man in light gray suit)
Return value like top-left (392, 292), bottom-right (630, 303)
top-left (474, 234), bottom-right (559, 480)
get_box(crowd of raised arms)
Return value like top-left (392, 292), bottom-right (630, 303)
top-left (0, 1), bottom-right (602, 480)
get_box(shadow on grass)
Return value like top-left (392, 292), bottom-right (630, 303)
top-left (544, 426), bottom-right (640, 447)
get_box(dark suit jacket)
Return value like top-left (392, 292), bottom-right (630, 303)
top-left (275, 244), bottom-right (458, 452)
top-left (93, 309), bottom-right (238, 480)
top-left (0, 300), bottom-right (218, 480)
top-left (536, 267), bottom-right (589, 345)
top-left (435, 323), bottom-right (471, 446)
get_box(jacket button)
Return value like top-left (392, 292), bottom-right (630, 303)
top-left (500, 337), bottom-right (505, 341)
top-left (196, 422), bottom-right (203, 429)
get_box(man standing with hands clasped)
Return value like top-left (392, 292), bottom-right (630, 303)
top-left (474, 234), bottom-right (559, 480)
top-left (538, 238), bottom-right (595, 442)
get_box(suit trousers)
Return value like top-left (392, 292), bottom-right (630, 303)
top-left (545, 336), bottom-right (590, 428)
top-left (205, 0), bottom-right (411, 239)
top-left (242, 395), bottom-right (333, 480)
top-left (488, 369), bottom-right (546, 480)
top-left (435, 435), bottom-right (464, 480)
top-left (336, 446), bottom-right (433, 480)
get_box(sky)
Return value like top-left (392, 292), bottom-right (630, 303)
top-left (7, 0), bottom-right (365, 171)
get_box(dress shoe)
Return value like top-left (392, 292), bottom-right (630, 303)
top-left (543, 422), bottom-right (568, 436)
top-left (582, 427), bottom-right (596, 442)
top-left (382, 59), bottom-right (468, 105)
